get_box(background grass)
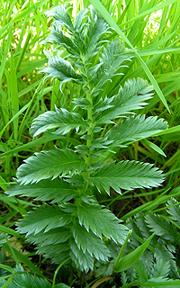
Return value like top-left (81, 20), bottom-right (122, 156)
top-left (0, 0), bottom-right (179, 286)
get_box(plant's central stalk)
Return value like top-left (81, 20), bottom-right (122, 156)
top-left (80, 57), bottom-right (95, 190)
top-left (84, 89), bottom-right (94, 192)
top-left (86, 92), bottom-right (94, 159)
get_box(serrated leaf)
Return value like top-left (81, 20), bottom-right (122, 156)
top-left (30, 108), bottom-right (86, 137)
top-left (74, 8), bottom-right (88, 30)
top-left (46, 5), bottom-right (74, 32)
top-left (28, 228), bottom-right (70, 247)
top-left (145, 214), bottom-right (177, 242)
top-left (92, 160), bottom-right (164, 194)
top-left (9, 273), bottom-right (51, 288)
top-left (94, 40), bottom-right (129, 93)
top-left (7, 179), bottom-right (75, 203)
top-left (84, 17), bottom-right (108, 59)
top-left (47, 25), bottom-right (78, 54)
top-left (70, 241), bottom-right (94, 272)
top-left (107, 115), bottom-right (167, 147)
top-left (16, 148), bottom-right (84, 185)
top-left (37, 243), bottom-right (70, 264)
top-left (17, 206), bottom-right (71, 236)
top-left (96, 78), bottom-right (153, 123)
top-left (152, 258), bottom-right (170, 279)
top-left (77, 202), bottom-right (128, 244)
top-left (42, 56), bottom-right (81, 85)
top-left (94, 96), bottom-right (114, 115)
top-left (155, 245), bottom-right (179, 279)
top-left (90, 0), bottom-right (170, 112)
top-left (72, 222), bottom-right (110, 261)
top-left (166, 198), bottom-right (180, 226)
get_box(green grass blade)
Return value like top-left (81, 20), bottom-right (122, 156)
top-left (114, 234), bottom-right (154, 272)
top-left (0, 225), bottom-right (19, 237)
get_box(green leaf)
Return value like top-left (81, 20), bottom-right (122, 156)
top-left (114, 230), bottom-right (132, 259)
top-left (0, 133), bottom-right (65, 158)
top-left (30, 108), bottom-right (86, 137)
top-left (166, 198), bottom-right (180, 226)
top-left (142, 278), bottom-right (180, 287)
top-left (7, 179), bottom-right (75, 203)
top-left (72, 222), bottom-right (110, 261)
top-left (94, 40), bottom-right (129, 94)
top-left (145, 214), bottom-right (178, 242)
top-left (96, 78), bottom-right (153, 123)
top-left (84, 17), bottom-right (108, 60)
top-left (70, 241), bottom-right (94, 272)
top-left (92, 160), bottom-right (164, 194)
top-left (156, 125), bottom-right (180, 136)
top-left (114, 234), bottom-right (154, 272)
top-left (47, 26), bottom-right (77, 54)
top-left (0, 175), bottom-right (8, 191)
top-left (77, 202), bottom-right (128, 244)
top-left (90, 0), bottom-right (170, 113)
top-left (9, 273), bottom-right (51, 288)
top-left (0, 225), bottom-right (19, 237)
top-left (37, 243), bottom-right (70, 264)
top-left (74, 8), bottom-right (88, 30)
top-left (42, 56), bottom-right (81, 88)
top-left (28, 228), bottom-right (70, 247)
top-left (154, 246), bottom-right (179, 279)
top-left (46, 5), bottom-right (74, 32)
top-left (16, 148), bottom-right (84, 184)
top-left (17, 206), bottom-right (71, 236)
top-left (142, 139), bottom-right (166, 157)
top-left (152, 258), bottom-right (170, 279)
top-left (107, 115), bottom-right (167, 147)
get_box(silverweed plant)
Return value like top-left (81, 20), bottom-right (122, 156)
top-left (98, 199), bottom-right (180, 285)
top-left (8, 6), bottom-right (168, 273)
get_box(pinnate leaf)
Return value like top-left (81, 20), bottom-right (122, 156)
top-left (77, 202), bottom-right (128, 244)
top-left (70, 241), bottom-right (94, 272)
top-left (28, 228), bottom-right (70, 247)
top-left (94, 40), bottom-right (129, 93)
top-left (84, 17), bottom-right (108, 59)
top-left (30, 108), bottom-right (86, 137)
top-left (47, 25), bottom-right (77, 53)
top-left (107, 115), bottom-right (167, 147)
top-left (17, 206), bottom-right (71, 236)
top-left (16, 148), bottom-right (84, 184)
top-left (7, 179), bottom-right (75, 203)
top-left (166, 198), bottom-right (180, 226)
top-left (72, 222), bottom-right (110, 261)
top-left (96, 78), bottom-right (153, 123)
top-left (42, 56), bottom-right (81, 85)
top-left (46, 5), bottom-right (74, 32)
top-left (92, 160), bottom-right (164, 194)
top-left (9, 273), bottom-right (51, 288)
top-left (37, 243), bottom-right (70, 264)
top-left (145, 214), bottom-right (177, 242)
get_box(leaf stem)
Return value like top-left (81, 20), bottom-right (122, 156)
top-left (81, 56), bottom-right (94, 167)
